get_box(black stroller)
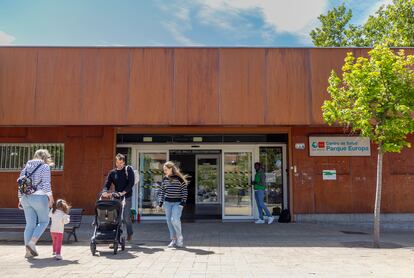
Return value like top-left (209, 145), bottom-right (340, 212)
top-left (90, 192), bottom-right (126, 255)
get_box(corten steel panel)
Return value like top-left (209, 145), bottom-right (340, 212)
top-left (293, 186), bottom-right (315, 213)
top-left (35, 48), bottom-right (83, 124)
top-left (174, 48), bottom-right (219, 125)
top-left (387, 176), bottom-right (414, 212)
top-left (0, 48), bottom-right (37, 125)
top-left (50, 173), bottom-right (64, 199)
top-left (81, 48), bottom-right (130, 124)
top-left (313, 157), bottom-right (350, 175)
top-left (0, 126), bottom-right (115, 214)
top-left (266, 49), bottom-right (311, 125)
top-left (1, 47), bottom-right (413, 126)
top-left (292, 126), bottom-right (414, 214)
top-left (313, 175), bottom-right (354, 212)
top-left (351, 177), bottom-right (376, 212)
top-left (0, 127), bottom-right (27, 138)
top-left (66, 127), bottom-right (84, 137)
top-left (219, 49), bottom-right (266, 125)
top-left (118, 126), bottom-right (291, 134)
top-left (349, 156), bottom-right (376, 211)
top-left (381, 176), bottom-right (396, 213)
top-left (308, 48), bottom-right (356, 125)
top-left (0, 172), bottom-right (63, 208)
top-left (126, 48), bottom-right (175, 124)
top-left (388, 146), bottom-right (414, 175)
top-left (293, 165), bottom-right (316, 213)
top-left (27, 127), bottom-right (66, 142)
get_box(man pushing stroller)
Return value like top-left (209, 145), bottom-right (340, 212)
top-left (102, 154), bottom-right (135, 241)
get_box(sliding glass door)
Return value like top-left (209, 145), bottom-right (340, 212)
top-left (138, 152), bottom-right (167, 218)
top-left (222, 150), bottom-right (253, 219)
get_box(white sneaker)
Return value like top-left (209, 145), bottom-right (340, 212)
top-left (268, 216), bottom-right (274, 224)
top-left (55, 254), bottom-right (62, 260)
top-left (25, 249), bottom-right (33, 258)
top-left (26, 241), bottom-right (38, 257)
top-left (176, 236), bottom-right (184, 248)
top-left (255, 219), bottom-right (265, 224)
top-left (167, 239), bottom-right (176, 248)
top-left (263, 216), bottom-right (269, 221)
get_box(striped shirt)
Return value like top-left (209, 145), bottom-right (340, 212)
top-left (159, 175), bottom-right (188, 206)
top-left (17, 159), bottom-right (52, 199)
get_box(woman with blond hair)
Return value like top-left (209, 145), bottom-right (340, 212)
top-left (18, 149), bottom-right (55, 258)
top-left (158, 161), bottom-right (189, 248)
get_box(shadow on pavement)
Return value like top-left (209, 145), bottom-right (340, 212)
top-left (94, 251), bottom-right (138, 260)
top-left (27, 257), bottom-right (79, 268)
top-left (132, 245), bottom-right (165, 255)
top-left (177, 246), bottom-right (215, 255)
top-left (341, 241), bottom-right (406, 249)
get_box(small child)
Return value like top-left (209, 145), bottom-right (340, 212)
top-left (49, 199), bottom-right (71, 260)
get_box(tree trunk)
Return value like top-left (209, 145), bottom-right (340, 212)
top-left (373, 147), bottom-right (384, 248)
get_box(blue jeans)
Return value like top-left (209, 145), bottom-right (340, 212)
top-left (123, 197), bottom-right (133, 236)
top-left (164, 201), bottom-right (183, 240)
top-left (20, 195), bottom-right (50, 244)
top-left (254, 190), bottom-right (271, 220)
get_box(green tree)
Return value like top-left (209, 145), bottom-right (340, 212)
top-left (311, 0), bottom-right (414, 47)
top-left (309, 4), bottom-right (353, 47)
top-left (323, 45), bottom-right (414, 247)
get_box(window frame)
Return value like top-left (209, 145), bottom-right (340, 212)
top-left (0, 143), bottom-right (65, 172)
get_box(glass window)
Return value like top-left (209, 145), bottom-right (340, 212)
top-left (0, 144), bottom-right (64, 171)
top-left (259, 147), bottom-right (284, 214)
top-left (139, 152), bottom-right (167, 216)
top-left (196, 156), bottom-right (220, 204)
top-left (223, 152), bottom-right (252, 216)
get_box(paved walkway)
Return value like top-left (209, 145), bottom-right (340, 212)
top-left (1, 222), bottom-right (413, 277)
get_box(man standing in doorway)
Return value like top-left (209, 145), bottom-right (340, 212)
top-left (102, 153), bottom-right (135, 240)
top-left (253, 162), bottom-right (274, 224)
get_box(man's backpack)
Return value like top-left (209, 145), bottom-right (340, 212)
top-left (278, 209), bottom-right (291, 223)
top-left (124, 165), bottom-right (135, 184)
top-left (17, 163), bottom-right (43, 195)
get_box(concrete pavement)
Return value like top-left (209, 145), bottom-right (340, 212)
top-left (1, 221), bottom-right (413, 277)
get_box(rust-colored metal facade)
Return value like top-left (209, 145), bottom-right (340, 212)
top-left (0, 47), bottom-right (413, 215)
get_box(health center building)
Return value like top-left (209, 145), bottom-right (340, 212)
top-left (0, 47), bottom-right (413, 223)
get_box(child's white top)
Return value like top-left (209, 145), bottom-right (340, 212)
top-left (49, 209), bottom-right (70, 233)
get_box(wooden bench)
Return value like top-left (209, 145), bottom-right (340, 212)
top-left (0, 208), bottom-right (84, 243)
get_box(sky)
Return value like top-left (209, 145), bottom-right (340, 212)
top-left (0, 0), bottom-right (392, 47)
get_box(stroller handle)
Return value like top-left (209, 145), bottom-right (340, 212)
top-left (99, 191), bottom-right (126, 201)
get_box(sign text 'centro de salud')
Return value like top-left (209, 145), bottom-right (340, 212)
top-left (309, 136), bottom-right (371, 156)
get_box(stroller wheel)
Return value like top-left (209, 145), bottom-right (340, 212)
top-left (113, 241), bottom-right (118, 255)
top-left (90, 242), bottom-right (97, 256)
top-left (121, 237), bottom-right (125, 251)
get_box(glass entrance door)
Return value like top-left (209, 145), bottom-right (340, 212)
top-left (223, 151), bottom-right (253, 219)
top-left (195, 154), bottom-right (221, 219)
top-left (138, 152), bottom-right (167, 218)
top-left (128, 144), bottom-right (287, 221)
top-left (259, 146), bottom-right (285, 215)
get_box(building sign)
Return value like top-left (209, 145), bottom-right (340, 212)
top-left (322, 170), bottom-right (336, 180)
top-left (309, 136), bottom-right (371, 156)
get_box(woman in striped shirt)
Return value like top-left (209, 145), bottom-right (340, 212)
top-left (18, 149), bottom-right (55, 258)
top-left (159, 161), bottom-right (189, 248)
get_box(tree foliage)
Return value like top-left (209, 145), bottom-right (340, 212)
top-left (311, 0), bottom-right (414, 47)
top-left (323, 45), bottom-right (414, 153)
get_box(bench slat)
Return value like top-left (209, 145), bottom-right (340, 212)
top-left (0, 208), bottom-right (84, 243)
